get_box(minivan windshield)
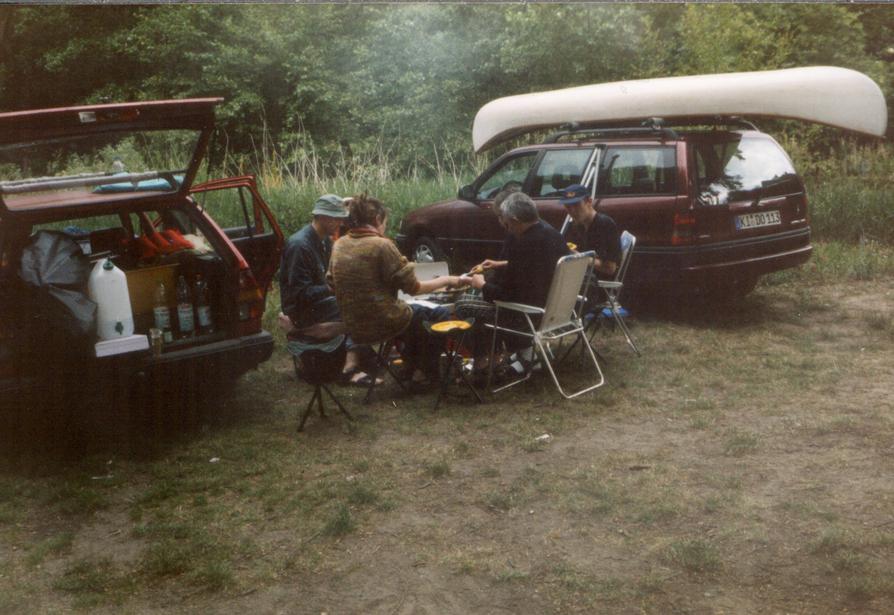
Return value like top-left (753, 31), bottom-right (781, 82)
top-left (0, 128), bottom-right (200, 207)
top-left (695, 134), bottom-right (799, 206)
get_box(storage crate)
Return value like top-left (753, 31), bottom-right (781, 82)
top-left (125, 263), bottom-right (178, 317)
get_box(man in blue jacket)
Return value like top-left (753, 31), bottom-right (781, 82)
top-left (279, 194), bottom-right (375, 386)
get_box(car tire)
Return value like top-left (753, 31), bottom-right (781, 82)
top-left (411, 236), bottom-right (446, 263)
top-left (705, 276), bottom-right (759, 303)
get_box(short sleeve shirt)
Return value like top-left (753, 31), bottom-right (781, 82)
top-left (565, 213), bottom-right (621, 277)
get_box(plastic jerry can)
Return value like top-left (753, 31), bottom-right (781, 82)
top-left (88, 258), bottom-right (135, 340)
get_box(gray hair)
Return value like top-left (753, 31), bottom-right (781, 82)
top-left (499, 191), bottom-right (539, 223)
top-left (492, 183), bottom-right (522, 214)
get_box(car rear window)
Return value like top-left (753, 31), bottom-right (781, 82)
top-left (0, 128), bottom-right (200, 209)
top-left (598, 146), bottom-right (676, 196)
top-left (695, 134), bottom-right (800, 205)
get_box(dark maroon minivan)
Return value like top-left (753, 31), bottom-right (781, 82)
top-left (397, 122), bottom-right (812, 299)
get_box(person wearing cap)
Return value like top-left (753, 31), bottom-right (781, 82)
top-left (280, 193), bottom-right (375, 386)
top-left (560, 183), bottom-right (621, 279)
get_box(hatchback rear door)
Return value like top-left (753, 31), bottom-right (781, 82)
top-left (190, 176), bottom-right (284, 291)
top-left (690, 132), bottom-right (808, 244)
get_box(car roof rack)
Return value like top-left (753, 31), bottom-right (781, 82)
top-left (543, 116), bottom-right (761, 144)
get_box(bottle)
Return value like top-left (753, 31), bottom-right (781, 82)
top-left (152, 281), bottom-right (173, 343)
top-left (175, 275), bottom-right (195, 338)
top-left (193, 274), bottom-right (214, 335)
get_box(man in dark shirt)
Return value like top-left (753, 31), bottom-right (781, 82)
top-left (466, 191), bottom-right (570, 306)
top-left (560, 183), bottom-right (621, 279)
top-left (463, 192), bottom-right (570, 368)
top-left (279, 194), bottom-right (375, 385)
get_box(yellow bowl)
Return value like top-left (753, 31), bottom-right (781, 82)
top-left (431, 320), bottom-right (472, 333)
top-left (567, 242), bottom-right (577, 251)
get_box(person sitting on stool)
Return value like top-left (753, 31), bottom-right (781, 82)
top-left (279, 193), bottom-right (376, 386)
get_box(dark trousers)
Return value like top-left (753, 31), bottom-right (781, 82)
top-left (398, 304), bottom-right (451, 379)
top-left (456, 302), bottom-right (532, 359)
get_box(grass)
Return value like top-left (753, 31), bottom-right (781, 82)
top-left (209, 138), bottom-right (894, 256)
top-left (25, 532), bottom-right (74, 567)
top-left (785, 140), bottom-right (894, 245)
top-left (1, 230), bottom-right (893, 611)
top-left (722, 429), bottom-right (760, 457)
top-left (321, 503), bottom-right (355, 537)
top-left (52, 557), bottom-right (132, 609)
top-left (662, 539), bottom-right (721, 573)
top-left (764, 240), bottom-right (894, 286)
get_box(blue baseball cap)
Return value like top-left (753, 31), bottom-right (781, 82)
top-left (559, 184), bottom-right (591, 206)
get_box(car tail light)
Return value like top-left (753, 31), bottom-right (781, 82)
top-left (671, 212), bottom-right (697, 245)
top-left (236, 269), bottom-right (264, 334)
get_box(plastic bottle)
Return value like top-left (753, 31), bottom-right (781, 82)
top-left (152, 281), bottom-right (173, 343)
top-left (88, 258), bottom-right (135, 340)
top-left (193, 274), bottom-right (214, 334)
top-left (175, 275), bottom-right (195, 337)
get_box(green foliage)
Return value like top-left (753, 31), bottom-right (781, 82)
top-left (2, 4), bottom-right (892, 249)
top-left (783, 140), bottom-right (894, 245)
top-left (3, 4), bottom-right (891, 175)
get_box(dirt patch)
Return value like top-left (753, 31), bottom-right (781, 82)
top-left (1, 280), bottom-right (892, 614)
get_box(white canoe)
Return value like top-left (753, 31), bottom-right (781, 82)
top-left (472, 66), bottom-right (888, 152)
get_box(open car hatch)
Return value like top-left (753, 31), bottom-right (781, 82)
top-left (0, 98), bottom-right (222, 220)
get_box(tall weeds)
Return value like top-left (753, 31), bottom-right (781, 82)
top-left (211, 131), bottom-right (486, 234)
top-left (212, 131), bottom-right (893, 247)
top-left (782, 138), bottom-right (894, 245)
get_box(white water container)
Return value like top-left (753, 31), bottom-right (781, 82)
top-left (88, 258), bottom-right (135, 340)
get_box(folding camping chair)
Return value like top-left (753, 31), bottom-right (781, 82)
top-left (589, 230), bottom-right (640, 356)
top-left (486, 252), bottom-right (605, 399)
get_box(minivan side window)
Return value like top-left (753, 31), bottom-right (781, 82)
top-left (531, 149), bottom-right (593, 196)
top-left (598, 146), bottom-right (676, 196)
top-left (695, 135), bottom-right (799, 205)
top-left (476, 152), bottom-right (538, 199)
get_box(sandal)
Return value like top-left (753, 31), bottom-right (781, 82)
top-left (340, 368), bottom-right (382, 387)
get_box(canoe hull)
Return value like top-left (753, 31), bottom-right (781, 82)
top-left (473, 66), bottom-right (887, 152)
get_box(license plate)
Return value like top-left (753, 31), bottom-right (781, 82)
top-left (735, 210), bottom-right (781, 230)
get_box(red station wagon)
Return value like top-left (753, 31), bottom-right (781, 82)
top-left (0, 100), bottom-right (284, 419)
top-left (397, 120), bottom-right (813, 299)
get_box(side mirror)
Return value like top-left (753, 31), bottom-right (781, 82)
top-left (458, 184), bottom-right (477, 202)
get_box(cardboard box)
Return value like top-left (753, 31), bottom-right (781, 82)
top-left (125, 263), bottom-right (178, 317)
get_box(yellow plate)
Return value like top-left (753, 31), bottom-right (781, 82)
top-left (567, 242), bottom-right (577, 251)
top-left (431, 320), bottom-right (472, 333)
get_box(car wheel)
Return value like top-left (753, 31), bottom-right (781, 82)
top-left (705, 276), bottom-right (758, 303)
top-left (412, 236), bottom-right (446, 263)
